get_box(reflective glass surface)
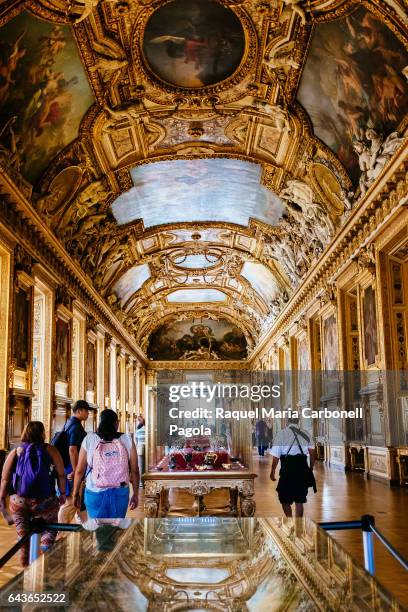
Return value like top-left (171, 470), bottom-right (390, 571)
top-left (0, 518), bottom-right (402, 612)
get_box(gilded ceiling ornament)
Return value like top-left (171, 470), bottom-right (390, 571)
top-left (66, 0), bottom-right (101, 23)
top-left (89, 38), bottom-right (128, 95)
top-left (175, 144), bottom-right (215, 155)
top-left (280, 179), bottom-right (336, 246)
top-left (282, 330), bottom-right (290, 347)
top-left (56, 178), bottom-right (111, 235)
top-left (36, 166), bottom-right (83, 219)
top-left (310, 162), bottom-right (345, 217)
top-left (187, 123), bottom-right (205, 138)
top-left (263, 39), bottom-right (300, 75)
top-left (281, 0), bottom-right (307, 26)
top-left (246, 98), bottom-right (291, 132)
top-left (353, 126), bottom-right (405, 197)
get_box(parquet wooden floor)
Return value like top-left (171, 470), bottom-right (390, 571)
top-left (1, 456), bottom-right (407, 606)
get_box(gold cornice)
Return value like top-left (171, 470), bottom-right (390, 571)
top-left (0, 167), bottom-right (148, 366)
top-left (147, 359), bottom-right (249, 370)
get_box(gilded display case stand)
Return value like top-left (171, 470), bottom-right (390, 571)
top-left (143, 471), bottom-right (257, 518)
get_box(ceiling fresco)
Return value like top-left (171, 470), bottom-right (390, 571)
top-left (0, 0), bottom-right (407, 361)
top-left (167, 288), bottom-right (227, 302)
top-left (111, 159), bottom-right (284, 228)
top-left (172, 253), bottom-right (220, 268)
top-left (298, 5), bottom-right (408, 185)
top-left (0, 12), bottom-right (94, 184)
top-left (147, 317), bottom-right (248, 361)
top-left (112, 264), bottom-right (151, 305)
top-left (142, 0), bottom-right (246, 88)
top-left (241, 262), bottom-right (280, 305)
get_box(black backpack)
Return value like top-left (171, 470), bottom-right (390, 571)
top-left (51, 421), bottom-right (74, 468)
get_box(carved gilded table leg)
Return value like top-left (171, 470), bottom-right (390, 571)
top-left (190, 482), bottom-right (210, 517)
top-left (238, 480), bottom-right (256, 517)
top-left (144, 481), bottom-right (163, 518)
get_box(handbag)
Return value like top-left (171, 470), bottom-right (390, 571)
top-left (291, 430), bottom-right (317, 493)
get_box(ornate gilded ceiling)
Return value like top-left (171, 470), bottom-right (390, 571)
top-left (0, 0), bottom-right (407, 361)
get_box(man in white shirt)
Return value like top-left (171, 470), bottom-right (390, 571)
top-left (270, 419), bottom-right (316, 517)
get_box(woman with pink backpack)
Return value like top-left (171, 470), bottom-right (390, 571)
top-left (72, 409), bottom-right (139, 518)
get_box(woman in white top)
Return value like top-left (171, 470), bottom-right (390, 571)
top-left (134, 415), bottom-right (145, 488)
top-left (73, 409), bottom-right (139, 519)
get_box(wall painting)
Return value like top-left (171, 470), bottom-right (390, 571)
top-left (148, 317), bottom-right (248, 360)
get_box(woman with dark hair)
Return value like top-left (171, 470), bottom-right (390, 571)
top-left (0, 421), bottom-right (66, 566)
top-left (73, 409), bottom-right (139, 518)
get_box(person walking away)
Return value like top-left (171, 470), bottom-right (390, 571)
top-left (256, 419), bottom-right (268, 456)
top-left (269, 418), bottom-right (316, 517)
top-left (56, 400), bottom-right (89, 523)
top-left (0, 422), bottom-right (66, 566)
top-left (135, 415), bottom-right (145, 488)
top-left (73, 409), bottom-right (139, 518)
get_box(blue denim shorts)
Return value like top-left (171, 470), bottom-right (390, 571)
top-left (84, 486), bottom-right (129, 519)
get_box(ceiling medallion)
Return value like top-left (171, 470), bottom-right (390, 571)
top-left (141, 0), bottom-right (248, 91)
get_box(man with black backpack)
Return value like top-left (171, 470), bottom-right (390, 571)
top-left (269, 417), bottom-right (317, 518)
top-left (53, 400), bottom-right (89, 523)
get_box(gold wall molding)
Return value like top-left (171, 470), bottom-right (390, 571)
top-left (0, 238), bottom-right (13, 449)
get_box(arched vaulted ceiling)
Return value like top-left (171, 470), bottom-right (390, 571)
top-left (0, 0), bottom-right (407, 360)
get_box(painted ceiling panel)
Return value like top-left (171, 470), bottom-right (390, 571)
top-left (172, 254), bottom-right (219, 268)
top-left (113, 264), bottom-right (151, 304)
top-left (241, 262), bottom-right (279, 304)
top-left (297, 6), bottom-right (408, 184)
top-left (167, 288), bottom-right (226, 302)
top-left (0, 12), bottom-right (94, 183)
top-left (111, 159), bottom-right (284, 228)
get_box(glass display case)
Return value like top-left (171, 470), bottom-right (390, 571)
top-left (0, 518), bottom-right (403, 612)
top-left (144, 371), bottom-right (256, 517)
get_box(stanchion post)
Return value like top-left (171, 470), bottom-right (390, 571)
top-left (361, 514), bottom-right (375, 576)
top-left (28, 533), bottom-right (41, 565)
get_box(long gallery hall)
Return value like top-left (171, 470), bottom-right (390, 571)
top-left (0, 0), bottom-right (407, 610)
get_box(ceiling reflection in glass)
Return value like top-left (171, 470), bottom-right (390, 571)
top-left (167, 289), bottom-right (226, 302)
top-left (111, 159), bottom-right (284, 228)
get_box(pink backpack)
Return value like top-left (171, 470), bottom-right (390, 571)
top-left (92, 438), bottom-right (129, 488)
